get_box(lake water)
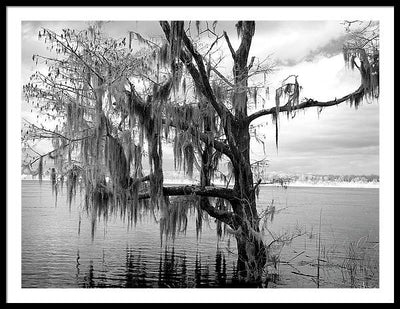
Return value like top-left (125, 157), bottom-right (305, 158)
top-left (21, 180), bottom-right (379, 288)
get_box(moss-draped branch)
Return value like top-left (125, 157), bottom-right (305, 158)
top-left (246, 85), bottom-right (365, 124)
top-left (138, 185), bottom-right (238, 225)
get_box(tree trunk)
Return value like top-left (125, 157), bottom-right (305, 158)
top-left (229, 21), bottom-right (267, 282)
top-left (231, 167), bottom-right (267, 285)
top-left (235, 229), bottom-right (267, 285)
top-left (229, 123), bottom-right (267, 285)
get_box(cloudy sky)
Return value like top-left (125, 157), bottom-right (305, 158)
top-left (20, 19), bottom-right (379, 176)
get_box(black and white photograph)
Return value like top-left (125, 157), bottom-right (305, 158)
top-left (6, 5), bottom-right (394, 303)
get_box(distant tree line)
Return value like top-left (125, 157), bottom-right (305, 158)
top-left (257, 172), bottom-right (379, 184)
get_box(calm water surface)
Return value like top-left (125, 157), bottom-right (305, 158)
top-left (21, 180), bottom-right (379, 288)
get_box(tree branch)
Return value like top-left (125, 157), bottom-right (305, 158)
top-left (25, 120), bottom-right (92, 143)
top-left (42, 28), bottom-right (104, 82)
top-left (139, 185), bottom-right (236, 201)
top-left (246, 85), bottom-right (365, 124)
top-left (159, 21), bottom-right (232, 121)
top-left (223, 31), bottom-right (236, 60)
top-left (210, 66), bottom-right (234, 88)
top-left (204, 34), bottom-right (223, 57)
top-left (28, 143), bottom-right (69, 166)
top-left (248, 56), bottom-right (255, 70)
top-left (138, 185), bottom-right (238, 225)
top-left (235, 21), bottom-right (255, 73)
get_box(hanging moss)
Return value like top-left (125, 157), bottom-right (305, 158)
top-left (80, 137), bottom-right (89, 165)
top-left (133, 144), bottom-right (143, 178)
top-left (171, 62), bottom-right (183, 93)
top-left (50, 167), bottom-right (56, 189)
top-left (129, 178), bottom-right (140, 224)
top-left (349, 90), bottom-right (364, 109)
top-left (343, 46), bottom-right (379, 104)
top-left (158, 195), bottom-right (201, 244)
top-left (158, 40), bottom-right (170, 67)
top-left (273, 76), bottom-right (301, 149)
top-left (253, 87), bottom-right (258, 109)
top-left (121, 130), bottom-right (133, 167)
top-left (173, 133), bottom-right (183, 170)
top-left (38, 156), bottom-right (43, 184)
top-left (182, 77), bottom-right (186, 95)
top-left (152, 79), bottom-right (172, 103)
top-left (94, 113), bottom-right (106, 164)
top-left (216, 198), bottom-right (227, 240)
top-left (66, 165), bottom-right (79, 207)
top-left (149, 166), bottom-right (164, 208)
top-left (106, 134), bottom-right (130, 190)
top-left (183, 143), bottom-right (194, 178)
top-left (273, 88), bottom-right (281, 150)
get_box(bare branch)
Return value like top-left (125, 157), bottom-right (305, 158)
top-left (42, 28), bottom-right (104, 82)
top-left (210, 67), bottom-right (234, 88)
top-left (159, 21), bottom-right (233, 123)
top-left (248, 56), bottom-right (255, 70)
top-left (204, 34), bottom-right (223, 57)
top-left (223, 31), bottom-right (236, 60)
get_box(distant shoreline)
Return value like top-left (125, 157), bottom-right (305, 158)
top-left (21, 176), bottom-right (379, 189)
top-left (260, 182), bottom-right (379, 189)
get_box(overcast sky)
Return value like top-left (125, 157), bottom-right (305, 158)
top-left (20, 20), bottom-right (379, 176)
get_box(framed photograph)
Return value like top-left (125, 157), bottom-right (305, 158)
top-left (6, 5), bottom-right (394, 303)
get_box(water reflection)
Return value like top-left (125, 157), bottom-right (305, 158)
top-left (82, 261), bottom-right (95, 288)
top-left (158, 247), bottom-right (186, 288)
top-left (75, 246), bottom-right (260, 288)
top-left (125, 250), bottom-right (148, 288)
top-left (215, 250), bottom-right (227, 286)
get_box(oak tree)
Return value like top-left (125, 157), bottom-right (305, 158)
top-left (22, 20), bottom-right (379, 285)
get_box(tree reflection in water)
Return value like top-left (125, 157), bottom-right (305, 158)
top-left (76, 246), bottom-right (265, 288)
top-left (76, 195), bottom-right (266, 288)
top-left (125, 249), bottom-right (148, 288)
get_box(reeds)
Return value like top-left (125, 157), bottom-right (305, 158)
top-left (317, 208), bottom-right (322, 288)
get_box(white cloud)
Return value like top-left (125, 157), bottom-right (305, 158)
top-left (249, 21), bottom-right (346, 66)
